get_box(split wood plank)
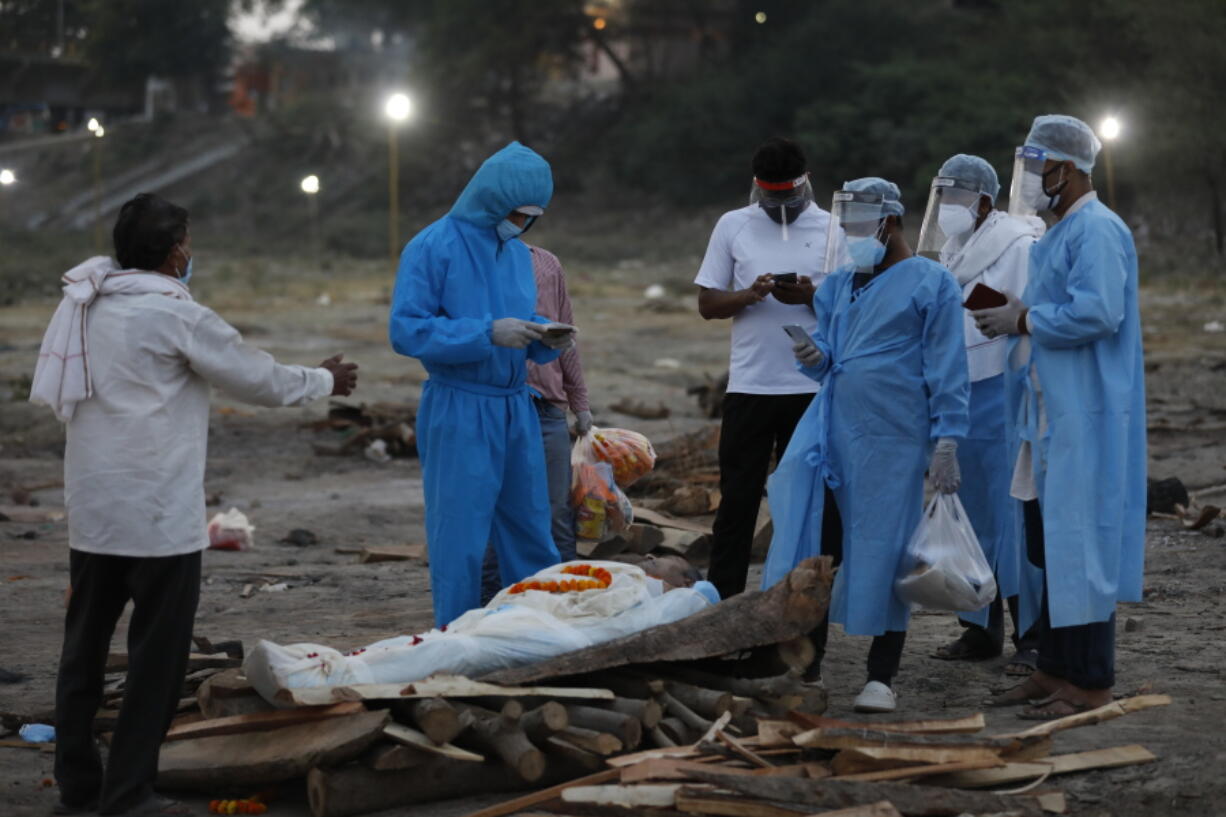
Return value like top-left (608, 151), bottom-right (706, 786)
top-left (674, 789), bottom-right (811, 817)
top-left (620, 758), bottom-right (762, 783)
top-left (561, 783), bottom-right (684, 808)
top-left (484, 557), bottom-right (833, 685)
top-left (687, 768), bottom-right (1044, 817)
top-left (0, 739), bottom-right (55, 753)
top-left (606, 744), bottom-right (701, 767)
top-left (0, 505), bottom-right (65, 523)
top-left (163, 701), bottom-right (364, 741)
top-left (837, 757), bottom-right (1003, 782)
top-left (788, 710), bottom-right (986, 735)
top-left (383, 722), bottom-right (483, 762)
top-left (793, 726), bottom-right (1033, 755)
top-left (757, 719), bottom-right (805, 747)
top-left (718, 730), bottom-right (773, 768)
top-left (926, 743), bottom-right (1156, 788)
top-left (456, 767), bottom-right (621, 817)
top-left (357, 544), bottom-right (427, 564)
top-left (1004, 693), bottom-right (1172, 739)
top-left (157, 708), bottom-right (390, 790)
top-left (831, 744), bottom-right (1006, 774)
top-left (632, 506), bottom-right (713, 535)
top-left (277, 675), bottom-right (614, 706)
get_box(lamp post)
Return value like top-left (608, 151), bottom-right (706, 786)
top-left (91, 125), bottom-right (105, 252)
top-left (384, 92), bottom-right (412, 272)
top-left (301, 174), bottom-right (321, 271)
top-left (1099, 116), bottom-right (1121, 212)
top-left (0, 168), bottom-right (15, 226)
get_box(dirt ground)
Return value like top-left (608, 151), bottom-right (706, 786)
top-left (1, 260), bottom-right (1224, 817)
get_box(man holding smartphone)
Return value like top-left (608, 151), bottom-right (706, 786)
top-left (694, 137), bottom-right (837, 600)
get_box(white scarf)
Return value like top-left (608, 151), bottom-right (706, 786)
top-left (944, 211), bottom-right (1045, 286)
top-left (30, 256), bottom-right (193, 422)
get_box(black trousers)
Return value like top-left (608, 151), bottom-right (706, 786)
top-left (707, 392), bottom-right (813, 599)
top-left (55, 549), bottom-right (201, 814)
top-left (1023, 500), bottom-right (1115, 689)
top-left (811, 487), bottom-right (907, 685)
top-left (958, 593), bottom-right (1037, 654)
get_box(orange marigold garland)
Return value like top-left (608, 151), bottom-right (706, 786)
top-left (508, 564), bottom-right (613, 595)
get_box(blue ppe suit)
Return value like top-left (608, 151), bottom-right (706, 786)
top-left (761, 256), bottom-right (971, 635)
top-left (389, 142), bottom-right (562, 626)
top-left (1008, 198), bottom-right (1146, 629)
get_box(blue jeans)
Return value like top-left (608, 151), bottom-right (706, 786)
top-left (480, 400), bottom-right (576, 604)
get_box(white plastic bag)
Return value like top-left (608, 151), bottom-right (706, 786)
top-left (570, 432), bottom-right (634, 541)
top-left (895, 494), bottom-right (996, 612)
top-left (207, 508), bottom-right (254, 551)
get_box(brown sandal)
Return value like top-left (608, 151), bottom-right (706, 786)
top-left (1017, 695), bottom-right (1093, 720)
top-left (987, 678), bottom-right (1049, 707)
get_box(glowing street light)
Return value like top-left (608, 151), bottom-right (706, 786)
top-left (86, 117), bottom-right (100, 133)
top-left (593, 16), bottom-right (607, 30)
top-left (755, 11), bottom-right (767, 23)
top-left (384, 92), bottom-right (413, 271)
top-left (94, 126), bottom-right (105, 138)
top-left (300, 174), bottom-right (320, 195)
top-left (1098, 116), bottom-right (1122, 211)
top-left (0, 169), bottom-right (15, 185)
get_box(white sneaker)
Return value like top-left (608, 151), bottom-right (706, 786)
top-left (853, 681), bottom-right (897, 713)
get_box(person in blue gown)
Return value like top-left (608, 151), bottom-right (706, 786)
top-left (762, 177), bottom-right (970, 713)
top-left (389, 142), bottom-right (573, 626)
top-left (972, 115), bottom-right (1146, 718)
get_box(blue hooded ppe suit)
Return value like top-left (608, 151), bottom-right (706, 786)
top-left (389, 142), bottom-right (562, 625)
top-left (1008, 197), bottom-right (1146, 632)
top-left (762, 255), bottom-right (970, 637)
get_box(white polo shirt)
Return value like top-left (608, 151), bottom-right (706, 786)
top-left (694, 202), bottom-right (832, 395)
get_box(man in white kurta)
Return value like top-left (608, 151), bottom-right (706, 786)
top-left (30, 193), bottom-right (356, 817)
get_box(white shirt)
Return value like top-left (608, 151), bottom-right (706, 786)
top-left (64, 294), bottom-right (333, 557)
top-left (694, 203), bottom-right (832, 395)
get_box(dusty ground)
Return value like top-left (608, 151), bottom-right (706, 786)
top-left (1, 259), bottom-right (1224, 817)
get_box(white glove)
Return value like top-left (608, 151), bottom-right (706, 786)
top-left (574, 410), bottom-right (593, 436)
top-left (793, 340), bottom-right (823, 368)
top-left (929, 437), bottom-right (961, 494)
top-left (491, 318), bottom-right (544, 349)
top-left (971, 292), bottom-right (1027, 339)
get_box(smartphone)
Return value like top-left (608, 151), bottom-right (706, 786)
top-left (543, 323), bottom-right (576, 338)
top-left (963, 283), bottom-right (1008, 311)
top-left (782, 324), bottom-right (816, 349)
top-left (772, 272), bottom-right (799, 285)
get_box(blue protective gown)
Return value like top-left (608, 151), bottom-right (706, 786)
top-left (1009, 197), bottom-right (1146, 629)
top-left (761, 256), bottom-right (971, 636)
top-left (389, 142), bottom-right (563, 626)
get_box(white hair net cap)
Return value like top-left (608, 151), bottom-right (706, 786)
top-left (1025, 114), bottom-right (1102, 173)
top-left (938, 154), bottom-right (1000, 202)
top-left (843, 177), bottom-right (905, 217)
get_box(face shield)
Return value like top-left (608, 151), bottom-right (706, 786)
top-left (1006, 145), bottom-right (1049, 218)
top-left (749, 174), bottom-right (813, 241)
top-left (917, 177), bottom-right (986, 263)
top-left (825, 190), bottom-right (887, 274)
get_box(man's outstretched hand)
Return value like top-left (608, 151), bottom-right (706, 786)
top-left (321, 354), bottom-right (359, 396)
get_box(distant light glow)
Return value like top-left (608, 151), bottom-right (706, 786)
top-left (94, 126), bottom-right (105, 138)
top-left (593, 16), bottom-right (607, 30)
top-left (1099, 116), bottom-right (1121, 141)
top-left (300, 174), bottom-right (320, 194)
top-left (755, 11), bottom-right (767, 23)
top-left (384, 92), bottom-right (412, 122)
top-left (0, 169), bottom-right (15, 185)
top-left (86, 117), bottom-right (100, 132)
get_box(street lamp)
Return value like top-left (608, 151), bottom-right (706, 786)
top-left (1098, 116), bottom-right (1121, 211)
top-left (86, 117), bottom-right (99, 133)
top-left (92, 125), bottom-right (105, 251)
top-left (0, 169), bottom-right (14, 185)
top-left (301, 174), bottom-right (321, 270)
top-left (384, 92), bottom-right (412, 271)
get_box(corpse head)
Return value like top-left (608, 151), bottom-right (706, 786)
top-left (638, 555), bottom-right (703, 590)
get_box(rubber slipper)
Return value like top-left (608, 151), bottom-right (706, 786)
top-left (1003, 648), bottom-right (1038, 676)
top-left (931, 632), bottom-right (1001, 661)
top-left (1017, 696), bottom-right (1093, 721)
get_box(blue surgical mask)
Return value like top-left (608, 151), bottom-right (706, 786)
top-left (176, 246), bottom-right (193, 285)
top-left (847, 235), bottom-right (886, 270)
top-left (496, 219), bottom-right (524, 241)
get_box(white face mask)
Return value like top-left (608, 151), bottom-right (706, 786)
top-left (937, 203), bottom-right (977, 241)
top-left (1022, 171), bottom-right (1055, 212)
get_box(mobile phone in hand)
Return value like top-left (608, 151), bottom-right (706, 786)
top-left (543, 323), bottom-right (576, 338)
top-left (773, 272), bottom-right (799, 285)
top-left (782, 324), bottom-right (816, 350)
top-left (963, 283), bottom-right (1007, 310)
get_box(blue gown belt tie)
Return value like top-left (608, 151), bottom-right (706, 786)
top-left (429, 375), bottom-right (527, 397)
